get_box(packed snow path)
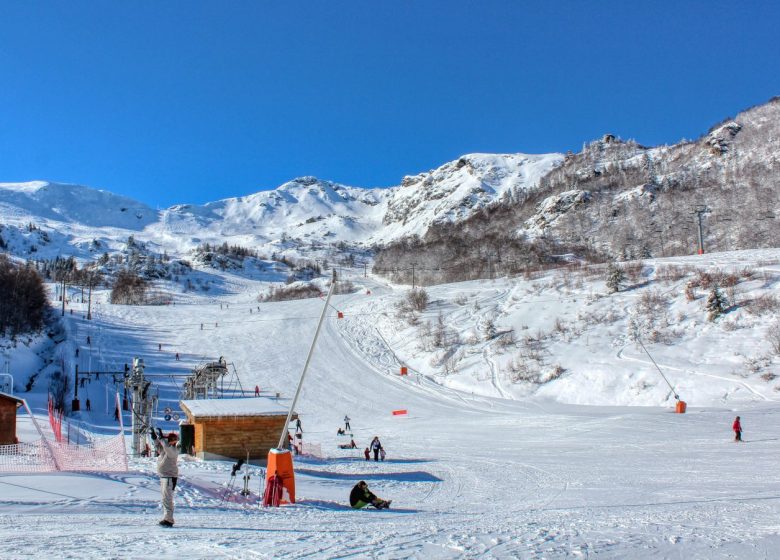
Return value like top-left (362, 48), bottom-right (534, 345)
top-left (3, 270), bottom-right (780, 558)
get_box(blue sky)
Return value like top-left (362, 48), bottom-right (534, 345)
top-left (1, 2), bottom-right (779, 206)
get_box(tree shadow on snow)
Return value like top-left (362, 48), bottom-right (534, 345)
top-left (298, 456), bottom-right (434, 466)
top-left (295, 468), bottom-right (442, 483)
top-left (300, 499), bottom-right (421, 514)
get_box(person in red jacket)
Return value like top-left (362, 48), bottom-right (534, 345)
top-left (733, 416), bottom-right (742, 442)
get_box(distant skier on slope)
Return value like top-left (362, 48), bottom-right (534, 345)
top-left (733, 416), bottom-right (742, 442)
top-left (349, 481), bottom-right (391, 509)
top-left (151, 428), bottom-right (180, 527)
top-left (344, 415), bottom-right (351, 431)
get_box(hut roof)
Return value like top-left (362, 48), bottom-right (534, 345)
top-left (180, 397), bottom-right (290, 419)
top-left (0, 392), bottom-right (24, 408)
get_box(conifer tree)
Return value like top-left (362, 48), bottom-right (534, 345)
top-left (706, 285), bottom-right (727, 321)
top-left (606, 263), bottom-right (625, 293)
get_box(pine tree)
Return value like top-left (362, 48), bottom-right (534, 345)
top-left (706, 285), bottom-right (727, 321)
top-left (606, 263), bottom-right (625, 293)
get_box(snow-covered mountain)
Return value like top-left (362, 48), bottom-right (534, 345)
top-left (0, 152), bottom-right (563, 261)
top-left (1, 97), bottom-right (778, 273)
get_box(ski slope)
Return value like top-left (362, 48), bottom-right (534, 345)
top-left (2, 251), bottom-right (780, 559)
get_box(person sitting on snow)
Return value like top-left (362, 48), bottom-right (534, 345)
top-left (349, 480), bottom-right (390, 509)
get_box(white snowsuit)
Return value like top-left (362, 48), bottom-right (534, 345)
top-left (156, 439), bottom-right (179, 524)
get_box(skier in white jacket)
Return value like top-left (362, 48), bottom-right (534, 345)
top-left (152, 428), bottom-right (179, 527)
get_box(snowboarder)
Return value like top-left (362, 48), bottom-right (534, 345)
top-left (349, 481), bottom-right (390, 509)
top-left (151, 428), bottom-right (179, 527)
top-left (370, 436), bottom-right (383, 462)
top-left (337, 428), bottom-right (345, 435)
top-left (364, 447), bottom-right (370, 461)
top-left (344, 415), bottom-right (351, 431)
top-left (733, 416), bottom-right (742, 442)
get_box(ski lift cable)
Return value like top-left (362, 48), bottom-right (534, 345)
top-left (637, 338), bottom-right (679, 401)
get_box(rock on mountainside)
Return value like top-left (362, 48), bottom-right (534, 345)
top-left (374, 97), bottom-right (780, 284)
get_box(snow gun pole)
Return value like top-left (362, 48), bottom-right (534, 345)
top-left (637, 339), bottom-right (685, 411)
top-left (276, 274), bottom-right (336, 450)
top-left (265, 274), bottom-right (336, 505)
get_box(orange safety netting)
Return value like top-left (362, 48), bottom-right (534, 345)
top-left (0, 395), bottom-right (128, 473)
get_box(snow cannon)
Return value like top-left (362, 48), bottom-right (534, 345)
top-left (675, 400), bottom-right (687, 414)
top-left (265, 448), bottom-right (295, 504)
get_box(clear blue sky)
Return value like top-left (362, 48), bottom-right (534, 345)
top-left (1, 2), bottom-right (779, 206)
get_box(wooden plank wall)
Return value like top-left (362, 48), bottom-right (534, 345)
top-left (193, 415), bottom-right (295, 460)
top-left (0, 402), bottom-right (18, 445)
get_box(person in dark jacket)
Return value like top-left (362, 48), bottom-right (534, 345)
top-left (733, 416), bottom-right (742, 442)
top-left (349, 481), bottom-right (390, 509)
top-left (370, 436), bottom-right (382, 461)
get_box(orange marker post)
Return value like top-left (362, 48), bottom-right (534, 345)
top-left (266, 448), bottom-right (296, 503)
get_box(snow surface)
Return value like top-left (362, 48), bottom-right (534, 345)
top-left (2, 248), bottom-right (780, 558)
top-left (181, 397), bottom-right (288, 418)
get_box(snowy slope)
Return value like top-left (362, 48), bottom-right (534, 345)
top-left (2, 248), bottom-right (780, 558)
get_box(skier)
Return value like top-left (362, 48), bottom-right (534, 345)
top-left (733, 416), bottom-right (742, 442)
top-left (344, 415), bottom-right (351, 431)
top-left (254, 385), bottom-right (260, 397)
top-left (158, 343), bottom-right (162, 351)
top-left (349, 481), bottom-right (390, 509)
top-left (295, 418), bottom-right (302, 434)
top-left (175, 353), bottom-right (179, 361)
top-left (85, 398), bottom-right (91, 412)
top-left (151, 428), bottom-right (179, 527)
top-left (75, 348), bottom-right (79, 358)
top-left (370, 436), bottom-right (383, 462)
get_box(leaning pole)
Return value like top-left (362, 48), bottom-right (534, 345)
top-left (266, 273), bottom-right (336, 503)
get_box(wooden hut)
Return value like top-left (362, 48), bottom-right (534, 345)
top-left (179, 397), bottom-right (295, 461)
top-left (0, 392), bottom-right (24, 445)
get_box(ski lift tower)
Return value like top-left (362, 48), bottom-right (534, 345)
top-left (124, 357), bottom-right (156, 456)
top-left (182, 357), bottom-right (229, 400)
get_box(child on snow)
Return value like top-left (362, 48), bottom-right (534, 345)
top-left (733, 416), bottom-right (742, 442)
top-left (364, 447), bottom-right (370, 461)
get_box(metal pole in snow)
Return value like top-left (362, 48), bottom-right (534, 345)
top-left (276, 274), bottom-right (337, 450)
top-left (637, 339), bottom-right (679, 400)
